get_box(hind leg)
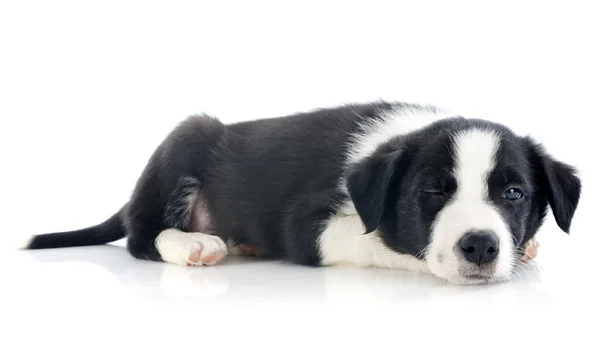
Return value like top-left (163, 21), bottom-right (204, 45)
top-left (124, 175), bottom-right (229, 266)
top-left (123, 115), bottom-right (229, 266)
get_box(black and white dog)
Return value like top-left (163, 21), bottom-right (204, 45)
top-left (22, 101), bottom-right (581, 284)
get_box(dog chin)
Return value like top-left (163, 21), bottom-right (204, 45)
top-left (442, 273), bottom-right (511, 285)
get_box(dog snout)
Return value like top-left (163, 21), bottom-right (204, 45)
top-left (459, 231), bottom-right (499, 265)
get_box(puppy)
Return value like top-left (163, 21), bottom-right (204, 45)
top-left (21, 101), bottom-right (581, 284)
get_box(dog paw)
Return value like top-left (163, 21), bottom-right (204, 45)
top-left (186, 238), bottom-right (227, 266)
top-left (520, 237), bottom-right (540, 262)
top-left (156, 229), bottom-right (228, 266)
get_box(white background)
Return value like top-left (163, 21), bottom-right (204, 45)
top-left (1, 1), bottom-right (599, 349)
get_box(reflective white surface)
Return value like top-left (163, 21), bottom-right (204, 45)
top-left (2, 229), bottom-right (598, 348)
top-left (2, 1), bottom-right (599, 348)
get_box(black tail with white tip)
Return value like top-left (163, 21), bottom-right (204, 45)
top-left (23, 211), bottom-right (127, 249)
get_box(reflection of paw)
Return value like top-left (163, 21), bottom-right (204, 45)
top-left (155, 229), bottom-right (228, 266)
top-left (159, 264), bottom-right (229, 298)
top-left (520, 238), bottom-right (540, 262)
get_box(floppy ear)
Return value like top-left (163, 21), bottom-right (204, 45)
top-left (346, 149), bottom-right (403, 234)
top-left (528, 139), bottom-right (582, 233)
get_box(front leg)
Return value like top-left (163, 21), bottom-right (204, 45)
top-left (282, 190), bottom-right (349, 265)
top-left (283, 192), bottom-right (429, 274)
top-left (317, 205), bottom-right (430, 273)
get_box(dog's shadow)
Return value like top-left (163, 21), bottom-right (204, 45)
top-left (21, 244), bottom-right (543, 303)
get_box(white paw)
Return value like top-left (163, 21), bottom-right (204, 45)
top-left (155, 229), bottom-right (227, 266)
top-left (521, 237), bottom-right (540, 262)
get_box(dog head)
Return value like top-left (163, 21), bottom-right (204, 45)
top-left (346, 116), bottom-right (581, 284)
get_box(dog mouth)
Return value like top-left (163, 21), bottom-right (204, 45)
top-left (459, 263), bottom-right (497, 281)
top-left (443, 273), bottom-right (503, 285)
top-left (464, 273), bottom-right (492, 281)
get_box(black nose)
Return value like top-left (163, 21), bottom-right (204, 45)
top-left (459, 231), bottom-right (499, 265)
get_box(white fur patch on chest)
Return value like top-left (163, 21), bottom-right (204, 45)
top-left (317, 202), bottom-right (429, 273)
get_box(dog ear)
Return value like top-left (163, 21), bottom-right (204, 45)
top-left (527, 138), bottom-right (582, 233)
top-left (346, 149), bottom-right (403, 234)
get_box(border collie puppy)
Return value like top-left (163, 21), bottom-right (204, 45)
top-left (21, 101), bottom-right (581, 284)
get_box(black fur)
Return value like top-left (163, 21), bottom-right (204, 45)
top-left (27, 212), bottom-right (125, 249)
top-left (27, 102), bottom-right (396, 260)
top-left (25, 101), bottom-right (582, 270)
top-left (346, 144), bottom-right (403, 234)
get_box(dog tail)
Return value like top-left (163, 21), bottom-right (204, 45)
top-left (19, 210), bottom-right (127, 250)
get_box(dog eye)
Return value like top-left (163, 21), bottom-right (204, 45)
top-left (423, 188), bottom-right (445, 196)
top-left (502, 188), bottom-right (524, 200)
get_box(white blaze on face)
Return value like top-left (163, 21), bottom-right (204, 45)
top-left (427, 128), bottom-right (514, 284)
